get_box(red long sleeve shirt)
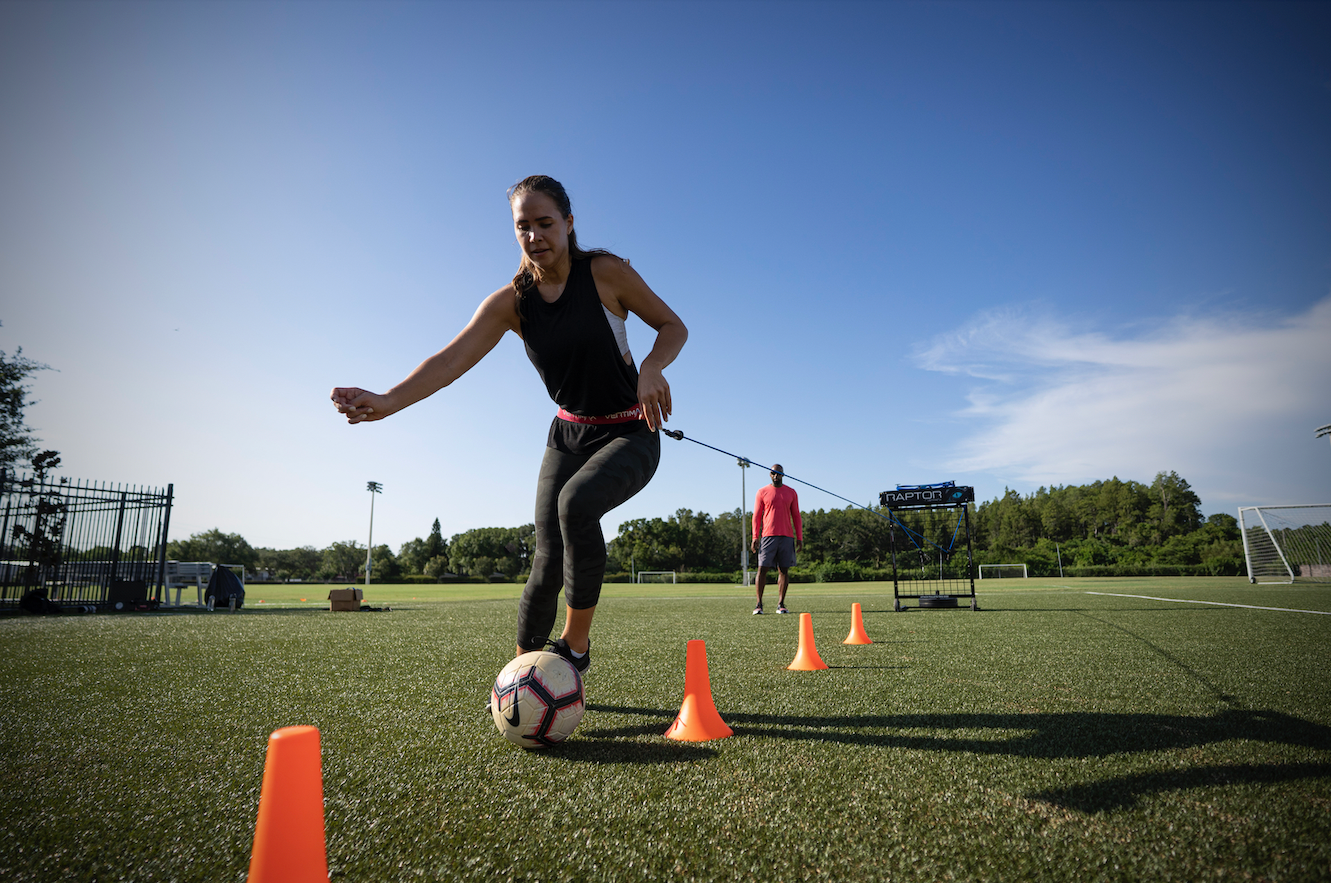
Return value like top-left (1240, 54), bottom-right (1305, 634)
top-left (753, 484), bottom-right (802, 542)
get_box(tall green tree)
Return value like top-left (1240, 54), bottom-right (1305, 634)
top-left (167, 529), bottom-right (259, 569)
top-left (10, 450), bottom-right (68, 586)
top-left (0, 327), bottom-right (52, 472)
top-left (609, 509), bottom-right (727, 573)
top-left (319, 540), bottom-right (366, 580)
top-left (449, 525), bottom-right (533, 577)
top-left (425, 518), bottom-right (447, 560)
top-left (397, 537), bottom-right (429, 575)
top-left (256, 546), bottom-right (323, 581)
top-left (398, 518), bottom-right (449, 575)
top-left (369, 544), bottom-right (402, 581)
top-left (1148, 471), bottom-right (1202, 541)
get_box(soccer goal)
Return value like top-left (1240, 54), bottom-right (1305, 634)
top-left (978, 564), bottom-right (1027, 579)
top-left (1238, 505), bottom-right (1331, 584)
top-left (880, 482), bottom-right (978, 611)
top-left (635, 571), bottom-right (677, 584)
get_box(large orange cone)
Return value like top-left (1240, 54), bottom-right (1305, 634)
top-left (248, 726), bottom-right (329, 883)
top-left (843, 602), bottom-right (872, 645)
top-left (788, 612), bottom-right (830, 670)
top-left (664, 640), bottom-right (733, 741)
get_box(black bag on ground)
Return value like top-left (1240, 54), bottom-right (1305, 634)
top-left (109, 579), bottom-right (146, 604)
top-left (20, 588), bottom-right (62, 615)
top-left (206, 567), bottom-right (245, 609)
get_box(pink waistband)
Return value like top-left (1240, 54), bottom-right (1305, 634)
top-left (556, 405), bottom-right (643, 425)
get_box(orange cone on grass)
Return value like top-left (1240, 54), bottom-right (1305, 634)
top-left (788, 612), bottom-right (830, 670)
top-left (843, 602), bottom-right (872, 645)
top-left (248, 726), bottom-right (329, 883)
top-left (664, 639), bottom-right (733, 741)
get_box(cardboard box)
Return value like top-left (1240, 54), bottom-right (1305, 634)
top-left (328, 588), bottom-right (363, 611)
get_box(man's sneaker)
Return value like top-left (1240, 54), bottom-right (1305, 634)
top-left (752, 604), bottom-right (763, 615)
top-left (777, 604), bottom-right (789, 614)
top-left (550, 637), bottom-right (591, 677)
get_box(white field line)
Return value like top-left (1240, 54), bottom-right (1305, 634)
top-left (1085, 591), bottom-right (1331, 616)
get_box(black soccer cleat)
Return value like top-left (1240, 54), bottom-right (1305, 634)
top-left (550, 637), bottom-right (591, 677)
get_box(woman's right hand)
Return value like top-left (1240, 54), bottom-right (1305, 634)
top-left (329, 286), bottom-right (518, 426)
top-left (331, 387), bottom-right (394, 424)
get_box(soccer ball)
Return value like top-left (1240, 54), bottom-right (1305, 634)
top-left (491, 650), bottom-right (585, 748)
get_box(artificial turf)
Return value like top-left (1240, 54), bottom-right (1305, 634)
top-left (1, 577), bottom-right (1328, 882)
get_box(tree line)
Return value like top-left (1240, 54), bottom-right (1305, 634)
top-left (166, 519), bottom-right (536, 583)
top-left (607, 470), bottom-right (1244, 579)
top-left (171, 469), bottom-right (1245, 583)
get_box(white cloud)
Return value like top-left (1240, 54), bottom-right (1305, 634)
top-left (916, 297), bottom-right (1331, 504)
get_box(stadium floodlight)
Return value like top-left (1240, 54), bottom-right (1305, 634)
top-left (365, 481), bottom-right (382, 585)
top-left (738, 457), bottom-right (751, 587)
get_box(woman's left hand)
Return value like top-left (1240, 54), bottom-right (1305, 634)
top-left (638, 363), bottom-right (672, 432)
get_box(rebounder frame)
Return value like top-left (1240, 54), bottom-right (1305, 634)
top-left (880, 483), bottom-right (977, 611)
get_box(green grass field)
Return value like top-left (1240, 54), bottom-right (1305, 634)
top-left (2, 577), bottom-right (1328, 882)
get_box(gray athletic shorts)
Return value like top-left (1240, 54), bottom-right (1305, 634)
top-left (757, 535), bottom-right (797, 568)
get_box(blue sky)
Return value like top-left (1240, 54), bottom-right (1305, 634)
top-left (2, 0), bottom-right (1328, 552)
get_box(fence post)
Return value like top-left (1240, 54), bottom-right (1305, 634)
top-left (107, 490), bottom-right (127, 600)
top-left (155, 484), bottom-right (173, 604)
top-left (0, 469), bottom-right (10, 604)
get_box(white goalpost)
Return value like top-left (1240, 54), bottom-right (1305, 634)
top-left (978, 564), bottom-right (1027, 579)
top-left (1238, 505), bottom-right (1331, 584)
top-left (635, 571), bottom-right (677, 584)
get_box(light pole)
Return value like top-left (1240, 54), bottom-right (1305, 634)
top-left (739, 458), bottom-right (751, 586)
top-left (365, 481), bottom-right (382, 585)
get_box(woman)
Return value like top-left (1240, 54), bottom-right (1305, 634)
top-left (331, 175), bottom-right (687, 676)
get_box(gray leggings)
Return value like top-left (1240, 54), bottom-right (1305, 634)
top-left (516, 423), bottom-right (660, 651)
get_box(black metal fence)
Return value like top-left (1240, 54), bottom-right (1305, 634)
top-left (0, 469), bottom-right (174, 609)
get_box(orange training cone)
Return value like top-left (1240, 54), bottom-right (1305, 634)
top-left (788, 612), bottom-right (830, 670)
top-left (664, 640), bottom-right (734, 741)
top-left (248, 726), bottom-right (329, 883)
top-left (843, 602), bottom-right (872, 645)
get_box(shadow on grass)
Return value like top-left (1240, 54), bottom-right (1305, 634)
top-left (1027, 761), bottom-right (1331, 813)
top-left (737, 707), bottom-right (1331, 758)
top-left (549, 736), bottom-right (720, 764)
top-left (585, 702), bottom-right (1331, 810)
top-left (590, 703), bottom-right (1331, 755)
top-left (826, 665), bottom-right (907, 670)
top-left (582, 703), bottom-right (673, 741)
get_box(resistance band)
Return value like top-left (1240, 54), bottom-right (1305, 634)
top-left (661, 428), bottom-right (963, 557)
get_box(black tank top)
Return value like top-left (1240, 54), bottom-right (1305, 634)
top-left (519, 257), bottom-right (640, 417)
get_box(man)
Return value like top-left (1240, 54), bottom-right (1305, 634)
top-left (751, 463), bottom-right (802, 615)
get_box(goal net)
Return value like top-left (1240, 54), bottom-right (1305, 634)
top-left (1238, 505), bottom-right (1331, 584)
top-left (978, 564), bottom-right (1027, 579)
top-left (635, 571), bottom-right (677, 584)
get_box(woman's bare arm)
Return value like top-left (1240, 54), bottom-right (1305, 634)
top-left (331, 286), bottom-right (521, 423)
top-left (591, 256), bottom-right (688, 431)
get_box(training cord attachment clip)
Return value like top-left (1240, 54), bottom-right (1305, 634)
top-left (663, 429), bottom-right (685, 441)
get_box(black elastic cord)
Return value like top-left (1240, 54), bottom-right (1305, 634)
top-left (662, 428), bottom-right (951, 553)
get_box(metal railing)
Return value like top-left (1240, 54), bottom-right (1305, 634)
top-left (0, 468), bottom-right (174, 608)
